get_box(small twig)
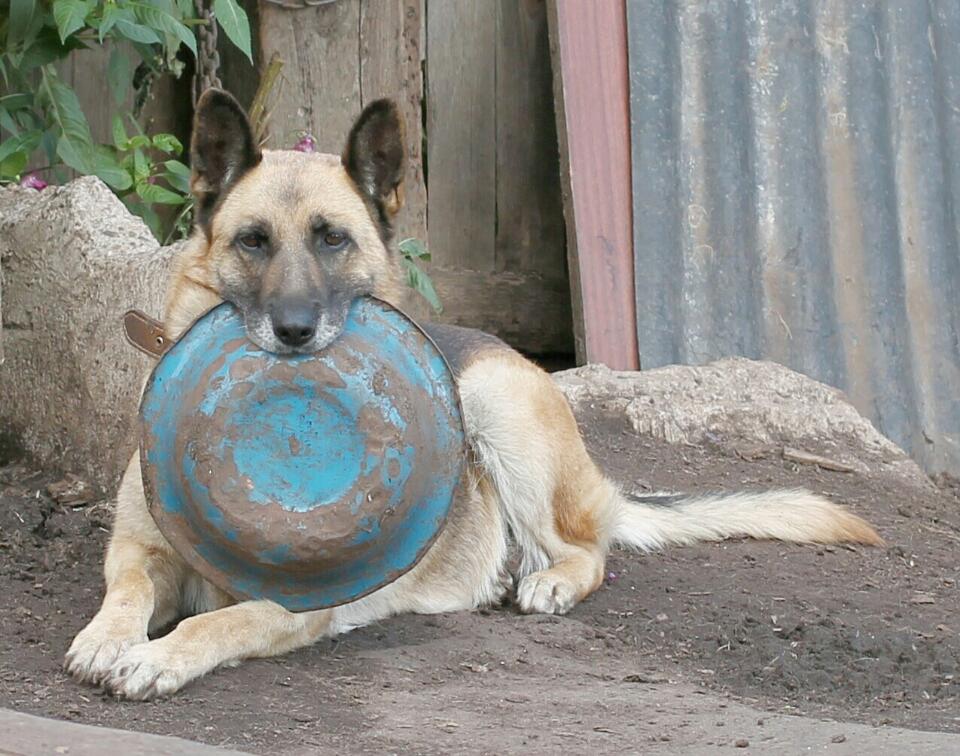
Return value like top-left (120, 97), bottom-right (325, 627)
top-left (249, 53), bottom-right (285, 145)
top-left (782, 446), bottom-right (855, 473)
top-left (18, 163), bottom-right (63, 175)
top-left (162, 200), bottom-right (196, 245)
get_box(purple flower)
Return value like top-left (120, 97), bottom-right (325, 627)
top-left (293, 134), bottom-right (317, 153)
top-left (19, 173), bottom-right (48, 191)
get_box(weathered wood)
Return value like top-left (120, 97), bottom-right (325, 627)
top-left (66, 45), bottom-right (118, 144)
top-left (428, 265), bottom-right (573, 354)
top-left (259, 0), bottom-right (362, 151)
top-left (495, 0), bottom-right (565, 277)
top-left (547, 0), bottom-right (639, 369)
top-left (426, 0), bottom-right (497, 270)
top-left (360, 0), bottom-right (428, 245)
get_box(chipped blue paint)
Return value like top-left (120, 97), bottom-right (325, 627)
top-left (139, 298), bottom-right (466, 612)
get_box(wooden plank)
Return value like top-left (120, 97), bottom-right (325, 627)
top-left (495, 0), bottom-right (565, 276)
top-left (426, 0), bottom-right (497, 270)
top-left (260, 0), bottom-right (361, 151)
top-left (360, 0), bottom-right (427, 245)
top-left (428, 266), bottom-right (573, 354)
top-left (67, 45), bottom-right (118, 144)
top-left (547, 0), bottom-right (639, 369)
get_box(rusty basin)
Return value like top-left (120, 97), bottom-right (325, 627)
top-left (138, 298), bottom-right (466, 612)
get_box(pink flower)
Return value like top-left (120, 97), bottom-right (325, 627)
top-left (293, 134), bottom-right (317, 153)
top-left (19, 173), bottom-right (48, 191)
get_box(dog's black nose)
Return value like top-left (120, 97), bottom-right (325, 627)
top-left (272, 301), bottom-right (316, 347)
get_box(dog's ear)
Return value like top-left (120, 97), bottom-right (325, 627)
top-left (342, 99), bottom-right (406, 230)
top-left (190, 88), bottom-right (262, 229)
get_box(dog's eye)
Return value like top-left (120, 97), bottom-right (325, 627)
top-left (237, 233), bottom-right (265, 253)
top-left (321, 230), bottom-right (349, 250)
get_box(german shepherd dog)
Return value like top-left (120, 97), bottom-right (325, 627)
top-left (64, 90), bottom-right (882, 700)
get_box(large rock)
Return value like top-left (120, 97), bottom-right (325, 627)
top-left (0, 178), bottom-right (176, 493)
top-left (554, 359), bottom-right (929, 483)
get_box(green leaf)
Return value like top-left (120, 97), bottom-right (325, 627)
top-left (97, 4), bottom-right (127, 40)
top-left (111, 114), bottom-right (129, 150)
top-left (107, 47), bottom-right (132, 105)
top-left (132, 148), bottom-right (149, 180)
top-left (56, 136), bottom-right (95, 173)
top-left (17, 26), bottom-right (85, 70)
top-left (151, 132), bottom-right (182, 154)
top-left (0, 108), bottom-right (20, 137)
top-left (402, 258), bottom-right (443, 314)
top-left (399, 237), bottom-right (430, 260)
top-left (0, 128), bottom-right (41, 165)
top-left (7, 0), bottom-right (38, 48)
top-left (128, 0), bottom-right (197, 57)
top-left (39, 126), bottom-right (59, 164)
top-left (213, 0), bottom-right (253, 63)
top-left (162, 159), bottom-right (191, 193)
top-left (92, 146), bottom-right (134, 190)
top-left (114, 18), bottom-right (162, 45)
top-left (0, 151), bottom-right (29, 179)
top-left (53, 0), bottom-right (94, 43)
top-left (0, 93), bottom-right (33, 112)
top-left (40, 66), bottom-right (96, 173)
top-left (127, 134), bottom-right (151, 150)
top-left (137, 180), bottom-right (187, 205)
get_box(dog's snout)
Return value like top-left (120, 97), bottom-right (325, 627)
top-left (271, 300), bottom-right (317, 347)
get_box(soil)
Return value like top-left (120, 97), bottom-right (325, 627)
top-left (1, 402), bottom-right (959, 754)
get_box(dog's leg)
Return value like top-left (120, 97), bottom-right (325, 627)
top-left (103, 601), bottom-right (333, 700)
top-left (459, 355), bottom-right (614, 615)
top-left (65, 456), bottom-right (184, 683)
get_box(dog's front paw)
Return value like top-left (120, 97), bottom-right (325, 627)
top-left (103, 640), bottom-right (193, 700)
top-left (517, 570), bottom-right (578, 615)
top-left (65, 619), bottom-right (147, 685)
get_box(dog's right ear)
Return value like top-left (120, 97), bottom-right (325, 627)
top-left (190, 88), bottom-right (261, 229)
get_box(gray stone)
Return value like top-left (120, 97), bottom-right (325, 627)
top-left (553, 358), bottom-right (930, 484)
top-left (0, 177), bottom-right (176, 493)
top-left (1, 707), bottom-right (252, 755)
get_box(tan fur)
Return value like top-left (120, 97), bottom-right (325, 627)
top-left (64, 100), bottom-right (882, 700)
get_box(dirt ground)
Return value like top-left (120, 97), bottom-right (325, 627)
top-left (1, 401), bottom-right (959, 754)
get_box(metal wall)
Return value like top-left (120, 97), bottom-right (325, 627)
top-left (627, 0), bottom-right (960, 474)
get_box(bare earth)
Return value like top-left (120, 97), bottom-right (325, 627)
top-left (1, 401), bottom-right (959, 754)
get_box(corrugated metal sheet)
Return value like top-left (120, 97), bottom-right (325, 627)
top-left (627, 0), bottom-right (960, 474)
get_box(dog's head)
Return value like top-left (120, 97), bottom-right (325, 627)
top-left (188, 89), bottom-right (406, 353)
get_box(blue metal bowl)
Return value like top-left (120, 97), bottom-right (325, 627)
top-left (139, 298), bottom-right (465, 612)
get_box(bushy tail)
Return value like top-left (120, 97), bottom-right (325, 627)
top-left (610, 489), bottom-right (884, 551)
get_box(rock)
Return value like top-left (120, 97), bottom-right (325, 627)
top-left (553, 360), bottom-right (929, 484)
top-left (0, 177), bottom-right (177, 493)
top-left (46, 474), bottom-right (96, 506)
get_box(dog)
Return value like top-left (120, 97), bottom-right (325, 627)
top-left (64, 89), bottom-right (883, 700)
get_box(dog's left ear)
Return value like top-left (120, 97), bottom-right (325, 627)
top-left (343, 99), bottom-right (406, 228)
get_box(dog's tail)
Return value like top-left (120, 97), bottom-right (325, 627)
top-left (609, 489), bottom-right (884, 551)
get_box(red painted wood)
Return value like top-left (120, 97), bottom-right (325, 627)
top-left (551, 0), bottom-right (639, 369)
